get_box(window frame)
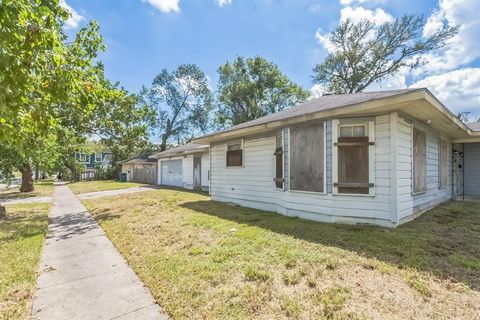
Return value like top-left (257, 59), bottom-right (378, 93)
top-left (95, 152), bottom-right (102, 162)
top-left (288, 122), bottom-right (327, 195)
top-left (79, 153), bottom-right (87, 162)
top-left (412, 126), bottom-right (427, 195)
top-left (332, 118), bottom-right (376, 196)
top-left (274, 131), bottom-right (285, 190)
top-left (225, 139), bottom-right (244, 168)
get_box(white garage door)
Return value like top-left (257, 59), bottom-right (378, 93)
top-left (161, 160), bottom-right (183, 187)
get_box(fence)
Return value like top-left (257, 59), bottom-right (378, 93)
top-left (78, 168), bottom-right (117, 182)
top-left (132, 167), bottom-right (157, 184)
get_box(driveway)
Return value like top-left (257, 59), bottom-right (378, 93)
top-left (32, 183), bottom-right (168, 320)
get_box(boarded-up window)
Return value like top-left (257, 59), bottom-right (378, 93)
top-left (413, 127), bottom-right (427, 193)
top-left (226, 140), bottom-right (243, 167)
top-left (274, 133), bottom-right (284, 189)
top-left (290, 122), bottom-right (324, 192)
top-left (337, 125), bottom-right (369, 194)
top-left (439, 138), bottom-right (448, 188)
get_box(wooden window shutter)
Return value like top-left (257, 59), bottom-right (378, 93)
top-left (337, 136), bottom-right (369, 194)
top-left (274, 133), bottom-right (284, 189)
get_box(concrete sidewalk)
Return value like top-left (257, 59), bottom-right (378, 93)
top-left (32, 183), bottom-right (167, 320)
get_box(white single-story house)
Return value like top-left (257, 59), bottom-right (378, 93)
top-left (194, 88), bottom-right (480, 228)
top-left (149, 143), bottom-right (209, 191)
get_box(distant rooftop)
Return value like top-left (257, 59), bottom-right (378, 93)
top-left (149, 143), bottom-right (209, 159)
top-left (468, 122), bottom-right (480, 131)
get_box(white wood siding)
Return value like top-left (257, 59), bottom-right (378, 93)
top-left (395, 113), bottom-right (452, 222)
top-left (210, 115), bottom-right (394, 227)
top-left (201, 152), bottom-right (210, 190)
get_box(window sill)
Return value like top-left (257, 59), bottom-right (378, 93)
top-left (411, 191), bottom-right (426, 196)
top-left (333, 192), bottom-right (376, 197)
top-left (289, 189), bottom-right (327, 195)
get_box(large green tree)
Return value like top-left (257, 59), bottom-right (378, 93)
top-left (92, 80), bottom-right (156, 166)
top-left (312, 15), bottom-right (458, 94)
top-left (0, 0), bottom-right (105, 193)
top-left (0, 1), bottom-right (151, 196)
top-left (142, 64), bottom-right (213, 151)
top-left (216, 56), bottom-right (309, 126)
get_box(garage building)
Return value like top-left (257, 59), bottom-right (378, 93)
top-left (149, 143), bottom-right (209, 191)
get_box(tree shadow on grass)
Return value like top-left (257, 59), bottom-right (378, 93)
top-left (181, 199), bottom-right (480, 290)
top-left (0, 214), bottom-right (48, 242)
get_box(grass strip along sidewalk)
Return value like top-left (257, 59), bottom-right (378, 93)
top-left (0, 203), bottom-right (50, 319)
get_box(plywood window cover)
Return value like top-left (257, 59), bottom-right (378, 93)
top-left (226, 139), bottom-right (243, 167)
top-left (289, 122), bottom-right (326, 193)
top-left (412, 127), bottom-right (427, 194)
top-left (332, 119), bottom-right (376, 196)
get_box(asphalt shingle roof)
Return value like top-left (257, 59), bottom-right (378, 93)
top-left (468, 122), bottom-right (480, 131)
top-left (201, 88), bottom-right (422, 137)
top-left (149, 143), bottom-right (209, 159)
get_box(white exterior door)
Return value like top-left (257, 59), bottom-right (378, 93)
top-left (161, 160), bottom-right (183, 187)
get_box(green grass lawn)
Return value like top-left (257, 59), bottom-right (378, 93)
top-left (0, 181), bottom-right (54, 201)
top-left (0, 203), bottom-right (50, 319)
top-left (67, 180), bottom-right (146, 194)
top-left (83, 189), bottom-right (480, 319)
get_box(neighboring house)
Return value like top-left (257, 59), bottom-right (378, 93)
top-left (194, 88), bottom-right (480, 228)
top-left (120, 157), bottom-right (158, 184)
top-left (149, 143), bottom-right (209, 191)
top-left (75, 151), bottom-right (112, 169)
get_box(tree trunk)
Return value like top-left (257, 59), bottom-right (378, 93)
top-left (35, 164), bottom-right (39, 181)
top-left (160, 134), bottom-right (168, 151)
top-left (0, 204), bottom-right (5, 219)
top-left (19, 163), bottom-right (34, 192)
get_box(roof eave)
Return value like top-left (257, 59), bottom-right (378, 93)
top-left (149, 147), bottom-right (209, 159)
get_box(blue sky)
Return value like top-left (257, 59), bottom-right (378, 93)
top-left (62, 0), bottom-right (480, 119)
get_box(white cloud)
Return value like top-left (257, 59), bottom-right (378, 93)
top-left (314, 28), bottom-right (336, 53)
top-left (367, 68), bottom-right (409, 91)
top-left (340, 0), bottom-right (384, 5)
top-left (308, 4), bottom-right (322, 13)
top-left (216, 0), bottom-right (232, 7)
top-left (143, 0), bottom-right (180, 13)
top-left (339, 6), bottom-right (393, 25)
top-left (410, 68), bottom-right (480, 117)
top-left (420, 0), bottom-right (480, 74)
top-left (315, 6), bottom-right (393, 53)
top-left (59, 0), bottom-right (85, 29)
top-left (310, 84), bottom-right (327, 99)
